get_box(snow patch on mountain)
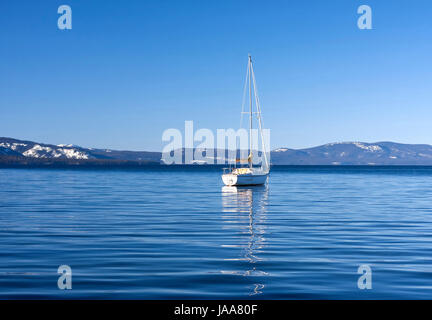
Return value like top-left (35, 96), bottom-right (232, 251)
top-left (418, 153), bottom-right (432, 158)
top-left (325, 142), bottom-right (346, 146)
top-left (353, 142), bottom-right (382, 152)
top-left (22, 144), bottom-right (89, 159)
top-left (23, 145), bottom-right (52, 158)
top-left (324, 142), bottom-right (382, 152)
top-left (57, 148), bottom-right (89, 159)
top-left (0, 142), bottom-right (28, 150)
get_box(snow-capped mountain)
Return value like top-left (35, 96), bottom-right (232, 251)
top-left (170, 142), bottom-right (432, 165)
top-left (3, 137), bottom-right (432, 165)
top-left (271, 141), bottom-right (432, 165)
top-left (0, 137), bottom-right (161, 162)
top-left (0, 138), bottom-right (90, 159)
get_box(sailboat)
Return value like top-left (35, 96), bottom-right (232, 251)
top-left (221, 55), bottom-right (270, 186)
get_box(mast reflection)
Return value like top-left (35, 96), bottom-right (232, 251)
top-left (221, 185), bottom-right (269, 296)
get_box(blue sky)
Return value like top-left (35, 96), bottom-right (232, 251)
top-left (1, 0), bottom-right (432, 151)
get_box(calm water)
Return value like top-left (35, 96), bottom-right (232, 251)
top-left (1, 166), bottom-right (432, 299)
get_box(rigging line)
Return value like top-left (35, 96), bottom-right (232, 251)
top-left (252, 78), bottom-right (268, 169)
top-left (251, 62), bottom-right (269, 170)
top-left (239, 60), bottom-right (250, 131)
top-left (249, 55), bottom-right (253, 169)
top-left (238, 58), bottom-right (250, 160)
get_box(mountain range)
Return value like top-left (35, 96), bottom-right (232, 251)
top-left (2, 137), bottom-right (432, 166)
top-left (0, 137), bottom-right (161, 167)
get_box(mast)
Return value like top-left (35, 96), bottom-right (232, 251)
top-left (248, 55), bottom-right (253, 168)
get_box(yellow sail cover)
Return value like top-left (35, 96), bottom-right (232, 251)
top-left (232, 168), bottom-right (252, 175)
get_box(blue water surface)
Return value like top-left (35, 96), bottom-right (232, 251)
top-left (0, 166), bottom-right (431, 299)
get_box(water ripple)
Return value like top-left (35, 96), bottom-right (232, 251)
top-left (1, 167), bottom-right (432, 298)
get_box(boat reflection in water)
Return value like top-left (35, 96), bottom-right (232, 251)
top-left (221, 185), bottom-right (269, 296)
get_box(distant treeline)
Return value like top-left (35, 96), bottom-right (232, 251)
top-left (0, 155), bottom-right (161, 169)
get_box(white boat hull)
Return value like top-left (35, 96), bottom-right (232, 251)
top-left (222, 173), bottom-right (268, 186)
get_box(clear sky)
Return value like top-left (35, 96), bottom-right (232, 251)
top-left (1, 0), bottom-right (431, 151)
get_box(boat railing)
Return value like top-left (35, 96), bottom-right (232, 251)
top-left (222, 168), bottom-right (232, 174)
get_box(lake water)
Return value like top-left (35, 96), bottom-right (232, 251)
top-left (1, 166), bottom-right (432, 299)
